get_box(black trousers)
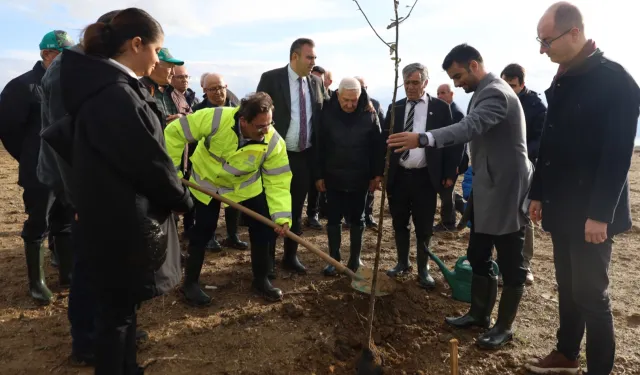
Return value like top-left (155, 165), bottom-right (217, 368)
top-left (68, 219), bottom-right (96, 358)
top-left (187, 195), bottom-right (240, 241)
top-left (21, 187), bottom-right (72, 244)
top-left (326, 189), bottom-right (367, 227)
top-left (190, 194), bottom-right (275, 275)
top-left (551, 233), bottom-right (614, 374)
top-left (286, 149), bottom-right (312, 247)
top-left (467, 207), bottom-right (526, 286)
top-left (389, 167), bottom-right (437, 241)
top-left (94, 297), bottom-right (138, 375)
top-left (438, 176), bottom-right (458, 226)
top-left (306, 178), bottom-right (323, 217)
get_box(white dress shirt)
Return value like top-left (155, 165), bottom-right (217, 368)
top-left (400, 93), bottom-right (428, 169)
top-left (109, 58), bottom-right (138, 79)
top-left (285, 64), bottom-right (313, 152)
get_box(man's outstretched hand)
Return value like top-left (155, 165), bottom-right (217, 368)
top-left (387, 132), bottom-right (420, 153)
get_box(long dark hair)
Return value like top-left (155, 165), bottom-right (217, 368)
top-left (83, 8), bottom-right (163, 58)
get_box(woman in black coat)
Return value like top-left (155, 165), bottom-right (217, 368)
top-left (60, 8), bottom-right (193, 375)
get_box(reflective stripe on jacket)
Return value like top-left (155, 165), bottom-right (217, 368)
top-left (164, 107), bottom-right (293, 226)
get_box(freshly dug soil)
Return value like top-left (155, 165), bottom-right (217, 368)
top-left (1, 146), bottom-right (639, 375)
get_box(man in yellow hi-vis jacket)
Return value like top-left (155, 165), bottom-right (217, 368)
top-left (165, 92), bottom-right (292, 304)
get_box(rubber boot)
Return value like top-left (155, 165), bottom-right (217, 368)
top-left (347, 225), bottom-right (365, 272)
top-left (282, 240), bottom-right (307, 274)
top-left (476, 284), bottom-right (524, 349)
top-left (323, 224), bottom-right (342, 276)
top-left (416, 237), bottom-right (435, 289)
top-left (251, 241), bottom-right (283, 302)
top-left (445, 274), bottom-right (498, 329)
top-left (180, 247), bottom-right (212, 306)
top-left (268, 242), bottom-right (277, 280)
top-left (53, 235), bottom-right (73, 288)
top-left (222, 208), bottom-right (248, 250)
top-left (386, 230), bottom-right (412, 277)
top-left (205, 236), bottom-right (222, 252)
top-left (24, 242), bottom-right (53, 304)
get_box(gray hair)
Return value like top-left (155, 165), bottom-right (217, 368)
top-left (338, 77), bottom-right (361, 94)
top-left (200, 72), bottom-right (210, 87)
top-left (402, 63), bottom-right (429, 83)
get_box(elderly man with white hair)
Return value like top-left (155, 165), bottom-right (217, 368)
top-left (314, 77), bottom-right (384, 276)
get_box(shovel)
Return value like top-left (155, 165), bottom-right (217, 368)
top-left (181, 179), bottom-right (396, 296)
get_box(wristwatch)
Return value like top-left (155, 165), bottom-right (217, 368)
top-left (418, 132), bottom-right (428, 148)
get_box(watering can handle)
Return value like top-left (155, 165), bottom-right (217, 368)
top-left (454, 256), bottom-right (468, 268)
top-left (455, 256), bottom-right (500, 276)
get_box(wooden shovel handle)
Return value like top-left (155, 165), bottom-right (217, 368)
top-left (181, 179), bottom-right (361, 280)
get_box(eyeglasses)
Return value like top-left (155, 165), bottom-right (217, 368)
top-left (204, 85), bottom-right (227, 93)
top-left (537, 28), bottom-right (574, 49)
top-left (174, 75), bottom-right (190, 80)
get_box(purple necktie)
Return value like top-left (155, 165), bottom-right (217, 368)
top-left (298, 77), bottom-right (308, 151)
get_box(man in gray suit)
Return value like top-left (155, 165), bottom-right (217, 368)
top-left (388, 44), bottom-right (533, 350)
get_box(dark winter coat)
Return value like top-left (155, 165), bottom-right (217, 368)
top-left (315, 90), bottom-right (384, 192)
top-left (61, 49), bottom-right (193, 304)
top-left (0, 61), bottom-right (48, 188)
top-left (517, 87), bottom-right (546, 162)
top-left (38, 48), bottom-right (78, 205)
top-left (529, 50), bottom-right (639, 238)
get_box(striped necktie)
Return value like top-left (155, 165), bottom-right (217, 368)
top-left (401, 100), bottom-right (420, 161)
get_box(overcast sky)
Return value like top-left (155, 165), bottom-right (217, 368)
top-left (0, 0), bottom-right (637, 116)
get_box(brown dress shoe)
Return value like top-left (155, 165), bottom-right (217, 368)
top-left (525, 350), bottom-right (580, 374)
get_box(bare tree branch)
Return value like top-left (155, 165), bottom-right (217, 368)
top-left (352, 0), bottom-right (391, 47)
top-left (399, 0), bottom-right (419, 25)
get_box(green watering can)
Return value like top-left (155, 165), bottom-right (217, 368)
top-left (426, 249), bottom-right (499, 303)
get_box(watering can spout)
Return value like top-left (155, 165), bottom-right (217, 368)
top-left (425, 249), bottom-right (455, 281)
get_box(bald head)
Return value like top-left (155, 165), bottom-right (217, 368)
top-left (203, 73), bottom-right (228, 107)
top-left (354, 76), bottom-right (367, 90)
top-left (538, 2), bottom-right (586, 65)
top-left (437, 83), bottom-right (454, 104)
top-left (543, 2), bottom-right (584, 33)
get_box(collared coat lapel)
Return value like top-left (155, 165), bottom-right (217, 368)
top-left (278, 66), bottom-right (291, 114)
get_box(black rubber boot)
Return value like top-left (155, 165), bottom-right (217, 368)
top-left (416, 237), bottom-right (435, 289)
top-left (268, 241), bottom-right (276, 280)
top-left (54, 235), bottom-right (73, 288)
top-left (476, 284), bottom-right (524, 349)
top-left (180, 247), bottom-right (212, 306)
top-left (205, 236), bottom-right (222, 252)
top-left (323, 224), bottom-right (342, 276)
top-left (386, 230), bottom-right (412, 277)
top-left (305, 214), bottom-right (323, 230)
top-left (446, 274), bottom-right (498, 329)
top-left (282, 240), bottom-right (307, 274)
top-left (347, 225), bottom-right (365, 273)
top-left (251, 242), bottom-right (283, 302)
top-left (222, 208), bottom-right (248, 250)
top-left (24, 242), bottom-right (53, 305)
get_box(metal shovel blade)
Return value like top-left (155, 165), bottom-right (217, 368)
top-left (350, 267), bottom-right (396, 297)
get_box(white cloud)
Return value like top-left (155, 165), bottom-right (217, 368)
top-left (15, 0), bottom-right (350, 37)
top-left (2, 0), bottom-right (637, 117)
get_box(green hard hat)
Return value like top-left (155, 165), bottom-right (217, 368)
top-left (158, 48), bottom-right (184, 66)
top-left (39, 30), bottom-right (74, 52)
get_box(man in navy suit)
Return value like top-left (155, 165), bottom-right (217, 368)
top-left (257, 38), bottom-right (325, 278)
top-left (383, 63), bottom-right (462, 289)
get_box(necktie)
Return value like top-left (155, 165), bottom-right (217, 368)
top-left (298, 77), bottom-right (308, 151)
top-left (401, 100), bottom-right (420, 161)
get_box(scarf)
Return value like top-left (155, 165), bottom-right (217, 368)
top-left (556, 39), bottom-right (597, 77)
top-left (171, 89), bottom-right (193, 115)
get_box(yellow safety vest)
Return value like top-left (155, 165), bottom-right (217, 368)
top-left (164, 107), bottom-right (293, 226)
